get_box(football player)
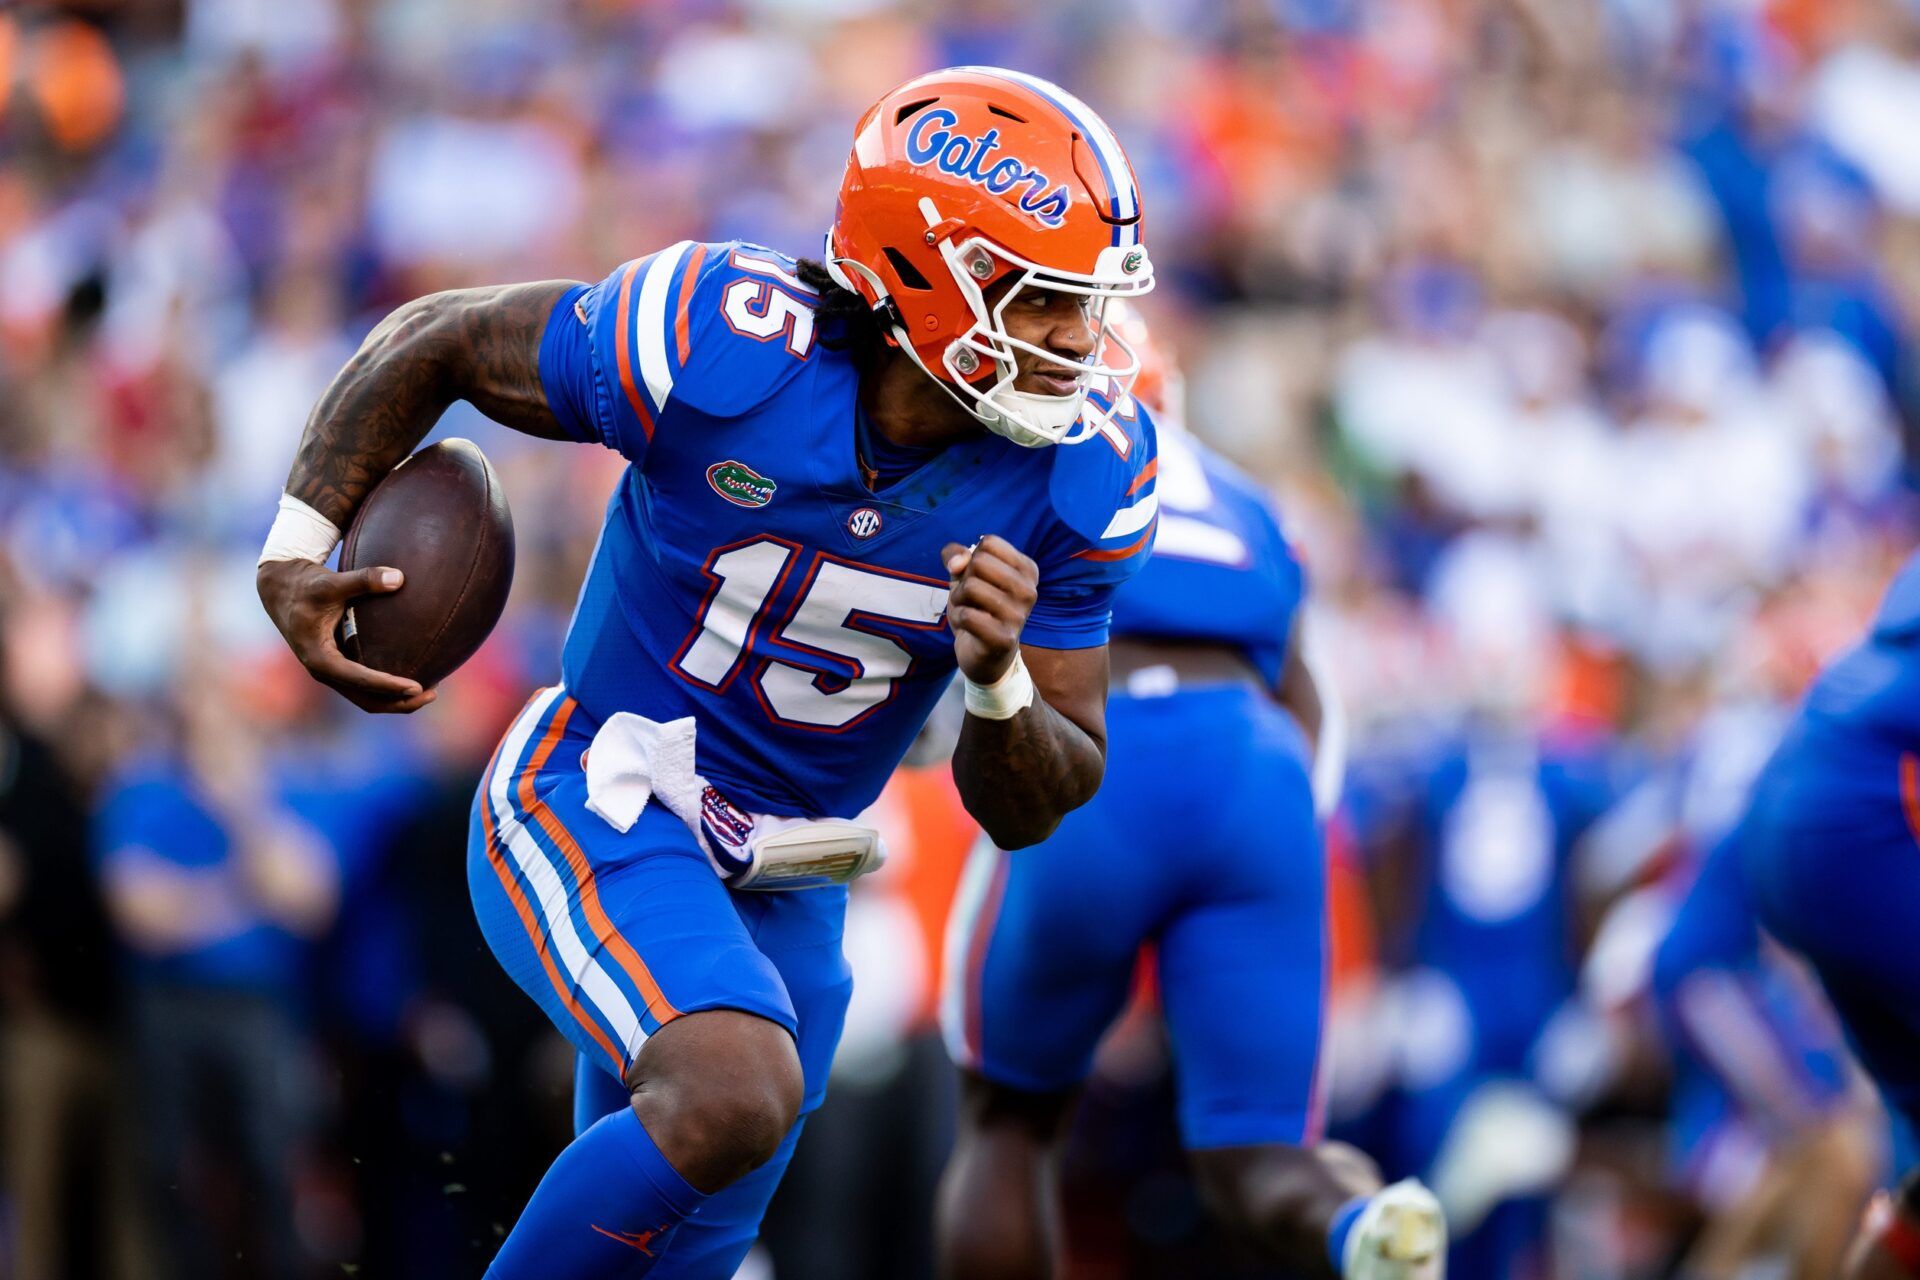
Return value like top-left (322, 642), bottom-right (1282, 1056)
top-left (256, 68), bottom-right (1159, 1279)
top-left (935, 306), bottom-right (1445, 1279)
top-left (1737, 549), bottom-right (1920, 1279)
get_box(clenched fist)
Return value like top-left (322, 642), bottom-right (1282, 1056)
top-left (942, 535), bottom-right (1039, 685)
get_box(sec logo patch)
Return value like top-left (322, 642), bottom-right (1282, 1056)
top-left (847, 507), bottom-right (882, 540)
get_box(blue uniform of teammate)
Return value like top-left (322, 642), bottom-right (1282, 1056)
top-left (1739, 548), bottom-right (1920, 1275)
top-left (260, 69), bottom-right (1165, 1279)
top-left (1651, 822), bottom-right (1870, 1274)
top-left (941, 424), bottom-right (1319, 1138)
top-left (934, 310), bottom-right (1446, 1280)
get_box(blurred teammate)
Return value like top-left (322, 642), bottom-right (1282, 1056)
top-left (1739, 549), bottom-right (1920, 1279)
top-left (937, 306), bottom-right (1445, 1279)
top-left (1652, 829), bottom-right (1877, 1277)
top-left (256, 69), bottom-right (1160, 1278)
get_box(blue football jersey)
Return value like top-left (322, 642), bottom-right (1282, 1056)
top-left (535, 240), bottom-right (1158, 818)
top-left (1107, 427), bottom-right (1303, 685)
top-left (1800, 548), bottom-right (1920, 747)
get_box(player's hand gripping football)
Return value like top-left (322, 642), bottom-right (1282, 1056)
top-left (256, 559), bottom-right (436, 714)
top-left (942, 535), bottom-right (1039, 686)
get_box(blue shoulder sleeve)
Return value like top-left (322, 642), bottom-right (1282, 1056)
top-left (536, 284), bottom-right (596, 443)
top-left (1022, 398), bottom-right (1161, 650)
top-left (669, 243), bottom-right (821, 416)
top-left (544, 241), bottom-right (823, 465)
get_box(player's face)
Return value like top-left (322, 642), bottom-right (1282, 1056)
top-left (995, 283), bottom-right (1097, 398)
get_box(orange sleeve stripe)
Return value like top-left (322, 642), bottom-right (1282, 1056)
top-left (673, 243), bottom-right (708, 368)
top-left (613, 258), bottom-right (658, 443)
top-left (1072, 516), bottom-right (1157, 562)
top-left (1901, 754), bottom-right (1920, 849)
top-left (1126, 457), bottom-right (1158, 496)
top-left (481, 719), bottom-right (626, 1075)
top-left (519, 699), bottom-right (682, 1027)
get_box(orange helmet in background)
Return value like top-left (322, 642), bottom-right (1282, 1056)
top-left (1101, 298), bottom-right (1185, 433)
top-left (827, 66), bottom-right (1155, 448)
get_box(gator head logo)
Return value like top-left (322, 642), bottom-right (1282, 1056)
top-left (1121, 249), bottom-right (1145, 275)
top-left (706, 460), bottom-right (777, 508)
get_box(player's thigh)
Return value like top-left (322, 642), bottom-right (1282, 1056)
top-left (732, 886), bottom-right (855, 1116)
top-left (564, 889), bottom-right (854, 1127)
top-left (1819, 963), bottom-right (1920, 1133)
top-left (940, 811), bottom-right (1155, 1094)
top-left (646, 1118), bottom-right (807, 1280)
top-left (1742, 749), bottom-right (1920, 1122)
top-left (468, 688), bottom-right (797, 1086)
top-left (1157, 730), bottom-right (1326, 1150)
top-left (1743, 746), bottom-right (1920, 977)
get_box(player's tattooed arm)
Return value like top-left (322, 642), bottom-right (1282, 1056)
top-left (286, 280), bottom-right (581, 526)
top-left (261, 280), bottom-right (579, 714)
top-left (943, 537), bottom-right (1108, 849)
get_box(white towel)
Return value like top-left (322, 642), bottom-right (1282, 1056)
top-left (581, 712), bottom-right (711, 836)
top-left (581, 709), bottom-right (885, 889)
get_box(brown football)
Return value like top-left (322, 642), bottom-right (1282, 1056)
top-left (337, 438), bottom-right (515, 688)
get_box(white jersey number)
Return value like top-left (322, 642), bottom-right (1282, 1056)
top-left (674, 538), bottom-right (949, 730)
top-left (720, 280), bottom-right (816, 359)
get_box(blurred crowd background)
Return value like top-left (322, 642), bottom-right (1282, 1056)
top-left (2, 0), bottom-right (1918, 1276)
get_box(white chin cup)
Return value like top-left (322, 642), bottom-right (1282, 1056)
top-left (975, 387), bottom-right (1088, 448)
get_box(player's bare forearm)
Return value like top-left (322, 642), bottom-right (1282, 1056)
top-left (285, 279), bottom-right (580, 525)
top-left (953, 647), bottom-right (1107, 848)
top-left (261, 280), bottom-right (578, 712)
top-left (941, 537), bottom-right (1110, 847)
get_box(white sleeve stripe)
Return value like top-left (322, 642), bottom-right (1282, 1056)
top-left (1153, 514), bottom-right (1248, 566)
top-left (1100, 490), bottom-right (1158, 540)
top-left (489, 687), bottom-right (647, 1061)
top-left (635, 239), bottom-right (693, 412)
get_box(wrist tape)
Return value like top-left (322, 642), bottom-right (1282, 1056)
top-left (258, 492), bottom-right (343, 567)
top-left (964, 652), bottom-right (1036, 720)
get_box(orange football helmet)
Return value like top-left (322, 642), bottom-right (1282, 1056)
top-left (827, 66), bottom-right (1155, 447)
top-left (1101, 298), bottom-right (1185, 432)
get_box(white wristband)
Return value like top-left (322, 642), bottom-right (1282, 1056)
top-left (258, 492), bottom-right (343, 566)
top-left (964, 652), bottom-right (1036, 721)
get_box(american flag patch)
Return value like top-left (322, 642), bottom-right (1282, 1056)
top-left (700, 786), bottom-right (753, 850)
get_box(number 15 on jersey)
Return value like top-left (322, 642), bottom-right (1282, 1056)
top-left (672, 536), bottom-right (950, 732)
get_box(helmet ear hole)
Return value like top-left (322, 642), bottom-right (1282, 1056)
top-left (882, 247), bottom-right (933, 291)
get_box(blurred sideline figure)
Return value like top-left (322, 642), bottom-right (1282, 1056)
top-left (936, 303), bottom-right (1445, 1279)
top-left (0, 596), bottom-right (149, 1280)
top-left (94, 654), bottom-right (342, 1279)
top-left (1736, 550), bottom-right (1920, 1280)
